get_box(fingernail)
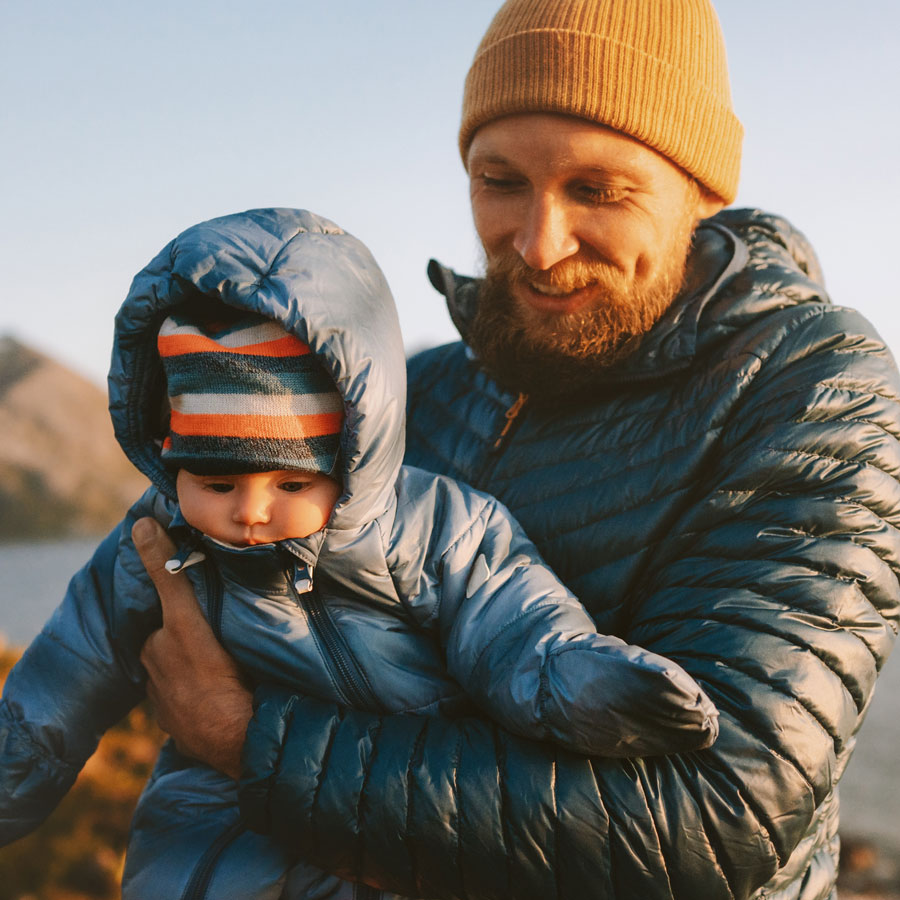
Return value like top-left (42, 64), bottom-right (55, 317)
top-left (132, 517), bottom-right (160, 547)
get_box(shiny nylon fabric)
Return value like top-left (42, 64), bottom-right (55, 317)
top-left (240, 210), bottom-right (900, 900)
top-left (0, 208), bottom-right (721, 899)
top-left (110, 207), bottom-right (407, 529)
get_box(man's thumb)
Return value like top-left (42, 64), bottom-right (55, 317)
top-left (132, 517), bottom-right (203, 625)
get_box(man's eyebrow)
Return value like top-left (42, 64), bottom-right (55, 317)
top-left (467, 151), bottom-right (514, 167)
top-left (579, 163), bottom-right (645, 181)
top-left (468, 152), bottom-right (644, 181)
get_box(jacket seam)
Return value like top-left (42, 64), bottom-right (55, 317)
top-left (711, 487), bottom-right (900, 533)
top-left (434, 496), bottom-right (495, 626)
top-left (648, 565), bottom-right (887, 637)
top-left (404, 718), bottom-right (428, 897)
top-left (0, 701), bottom-right (80, 775)
top-left (651, 603), bottom-right (880, 719)
top-left (586, 761), bottom-right (614, 889)
top-left (487, 395), bottom-right (728, 468)
top-left (310, 707), bottom-right (343, 863)
top-left (248, 227), bottom-right (308, 293)
top-left (688, 768), bottom-right (747, 897)
top-left (452, 729), bottom-right (465, 899)
top-left (696, 739), bottom-right (788, 873)
top-left (267, 692), bottom-right (298, 833)
top-left (777, 387), bottom-right (900, 427)
top-left (493, 724), bottom-right (513, 898)
top-left (36, 628), bottom-right (135, 687)
top-left (537, 485), bottom-right (693, 543)
top-left (355, 717), bottom-right (383, 880)
top-left (716, 486), bottom-right (900, 581)
top-left (551, 754), bottom-right (562, 900)
top-left (813, 413), bottom-right (900, 441)
top-left (633, 764), bottom-right (674, 898)
top-left (696, 654), bottom-right (837, 768)
top-left (470, 599), bottom-right (565, 690)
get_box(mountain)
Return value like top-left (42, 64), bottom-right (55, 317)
top-left (0, 336), bottom-right (148, 540)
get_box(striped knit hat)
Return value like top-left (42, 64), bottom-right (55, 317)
top-left (157, 306), bottom-right (343, 476)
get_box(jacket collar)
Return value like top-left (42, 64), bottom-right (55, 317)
top-left (428, 219), bottom-right (748, 384)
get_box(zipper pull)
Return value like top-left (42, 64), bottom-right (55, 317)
top-left (165, 545), bottom-right (207, 574)
top-left (492, 392), bottom-right (528, 451)
top-left (292, 562), bottom-right (314, 594)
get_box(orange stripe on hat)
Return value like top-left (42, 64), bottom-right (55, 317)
top-left (169, 410), bottom-right (343, 440)
top-left (158, 333), bottom-right (312, 359)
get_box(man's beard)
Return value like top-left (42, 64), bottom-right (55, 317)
top-left (468, 207), bottom-right (697, 399)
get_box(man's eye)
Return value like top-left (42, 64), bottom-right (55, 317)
top-left (577, 185), bottom-right (626, 205)
top-left (481, 174), bottom-right (522, 191)
top-left (206, 482), bottom-right (234, 494)
top-left (280, 481), bottom-right (309, 493)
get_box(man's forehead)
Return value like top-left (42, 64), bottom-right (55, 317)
top-left (467, 115), bottom-right (664, 179)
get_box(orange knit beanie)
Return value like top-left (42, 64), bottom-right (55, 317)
top-left (460, 0), bottom-right (743, 203)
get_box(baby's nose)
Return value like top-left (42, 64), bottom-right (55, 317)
top-left (233, 489), bottom-right (271, 525)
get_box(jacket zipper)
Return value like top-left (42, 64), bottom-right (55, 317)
top-left (204, 562), bottom-right (225, 642)
top-left (286, 567), bottom-right (384, 712)
top-left (179, 820), bottom-right (246, 900)
top-left (492, 391), bottom-right (528, 451)
top-left (477, 391), bottom-right (528, 488)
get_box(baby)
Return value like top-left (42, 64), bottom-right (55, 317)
top-left (0, 208), bottom-right (718, 900)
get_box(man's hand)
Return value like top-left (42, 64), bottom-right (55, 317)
top-left (134, 517), bottom-right (253, 780)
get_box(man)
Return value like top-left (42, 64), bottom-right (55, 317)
top-left (136, 0), bottom-right (900, 897)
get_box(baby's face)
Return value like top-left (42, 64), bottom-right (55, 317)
top-left (176, 469), bottom-right (341, 546)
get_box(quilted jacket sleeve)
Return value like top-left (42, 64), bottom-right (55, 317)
top-left (238, 305), bottom-right (900, 899)
top-left (432, 492), bottom-right (718, 756)
top-left (0, 492), bottom-right (165, 845)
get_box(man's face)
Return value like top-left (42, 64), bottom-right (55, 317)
top-left (466, 113), bottom-right (723, 395)
top-left (176, 469), bottom-right (341, 546)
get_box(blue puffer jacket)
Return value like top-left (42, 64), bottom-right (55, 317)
top-left (0, 209), bottom-right (720, 900)
top-left (234, 210), bottom-right (900, 900)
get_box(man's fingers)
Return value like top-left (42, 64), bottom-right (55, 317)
top-left (132, 517), bottom-right (176, 576)
top-left (132, 517), bottom-right (206, 627)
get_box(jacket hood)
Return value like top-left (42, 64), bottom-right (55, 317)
top-left (429, 208), bottom-right (828, 384)
top-left (109, 208), bottom-right (406, 531)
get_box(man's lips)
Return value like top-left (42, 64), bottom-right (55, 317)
top-left (515, 279), bottom-right (598, 315)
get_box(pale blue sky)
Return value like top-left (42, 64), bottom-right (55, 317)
top-left (2, 1), bottom-right (899, 385)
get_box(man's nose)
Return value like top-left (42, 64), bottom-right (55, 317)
top-left (232, 488), bottom-right (271, 525)
top-left (513, 193), bottom-right (580, 270)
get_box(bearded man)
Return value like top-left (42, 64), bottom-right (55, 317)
top-left (128, 1), bottom-right (900, 898)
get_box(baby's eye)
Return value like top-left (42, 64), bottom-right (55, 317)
top-left (206, 482), bottom-right (234, 494)
top-left (279, 481), bottom-right (309, 493)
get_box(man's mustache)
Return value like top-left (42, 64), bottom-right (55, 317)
top-left (485, 251), bottom-right (625, 296)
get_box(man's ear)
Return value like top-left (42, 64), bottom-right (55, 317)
top-left (696, 185), bottom-right (726, 220)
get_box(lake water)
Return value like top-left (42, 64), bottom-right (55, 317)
top-left (1, 538), bottom-right (898, 848)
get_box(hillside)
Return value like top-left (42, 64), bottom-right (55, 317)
top-left (0, 336), bottom-right (148, 540)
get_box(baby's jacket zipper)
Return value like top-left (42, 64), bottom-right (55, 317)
top-left (285, 561), bottom-right (384, 712)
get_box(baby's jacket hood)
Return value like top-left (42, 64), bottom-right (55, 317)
top-left (109, 208), bottom-right (406, 533)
